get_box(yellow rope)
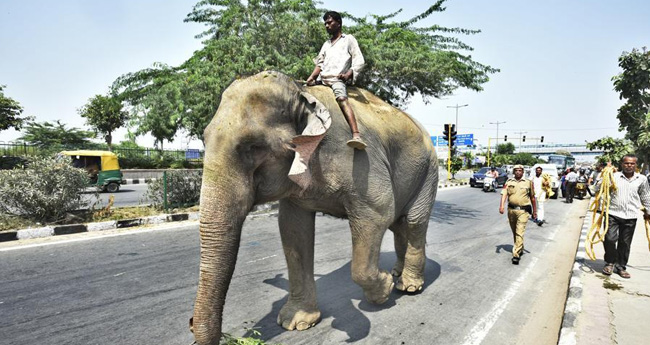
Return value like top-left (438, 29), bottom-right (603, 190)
top-left (541, 173), bottom-right (554, 199)
top-left (586, 166), bottom-right (617, 260)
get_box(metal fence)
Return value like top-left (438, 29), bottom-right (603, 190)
top-left (0, 141), bottom-right (204, 161)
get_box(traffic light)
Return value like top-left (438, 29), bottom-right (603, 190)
top-left (443, 124), bottom-right (450, 138)
top-left (504, 135), bottom-right (508, 141)
top-left (522, 135), bottom-right (526, 142)
top-left (540, 136), bottom-right (544, 143)
top-left (449, 124), bottom-right (457, 148)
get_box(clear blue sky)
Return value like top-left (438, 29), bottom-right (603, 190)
top-left (1, 0), bottom-right (649, 149)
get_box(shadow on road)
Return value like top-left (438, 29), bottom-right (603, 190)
top-left (246, 252), bottom-right (441, 342)
top-left (431, 200), bottom-right (481, 225)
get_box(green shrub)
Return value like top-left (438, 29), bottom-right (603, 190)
top-left (144, 170), bottom-right (202, 209)
top-left (0, 157), bottom-right (97, 222)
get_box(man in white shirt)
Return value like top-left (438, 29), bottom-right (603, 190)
top-left (531, 166), bottom-right (547, 226)
top-left (306, 11), bottom-right (366, 150)
top-left (565, 168), bottom-right (578, 203)
top-left (596, 155), bottom-right (650, 279)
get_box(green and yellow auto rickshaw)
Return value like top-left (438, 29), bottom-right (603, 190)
top-left (59, 150), bottom-right (123, 192)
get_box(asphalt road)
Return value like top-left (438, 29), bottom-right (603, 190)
top-left (82, 183), bottom-right (150, 208)
top-left (0, 186), bottom-right (586, 345)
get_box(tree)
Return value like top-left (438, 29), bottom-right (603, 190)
top-left (0, 85), bottom-right (32, 131)
top-left (461, 151), bottom-right (474, 169)
top-left (511, 152), bottom-right (540, 166)
top-left (586, 136), bottom-right (633, 166)
top-left (612, 47), bottom-right (650, 166)
top-left (496, 142), bottom-right (515, 155)
top-left (449, 155), bottom-right (463, 179)
top-left (78, 94), bottom-right (129, 150)
top-left (554, 149), bottom-right (572, 156)
top-left (113, 0), bottom-right (498, 142)
top-left (18, 121), bottom-right (95, 151)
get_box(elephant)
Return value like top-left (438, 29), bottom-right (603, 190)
top-left (190, 71), bottom-right (438, 345)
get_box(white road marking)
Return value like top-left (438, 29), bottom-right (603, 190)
top-left (461, 213), bottom-right (561, 345)
top-left (461, 256), bottom-right (539, 345)
top-left (246, 255), bottom-right (277, 264)
top-left (0, 222), bottom-right (195, 252)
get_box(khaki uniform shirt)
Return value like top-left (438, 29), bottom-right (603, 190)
top-left (501, 178), bottom-right (533, 206)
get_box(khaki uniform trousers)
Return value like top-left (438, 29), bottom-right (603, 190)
top-left (507, 209), bottom-right (529, 258)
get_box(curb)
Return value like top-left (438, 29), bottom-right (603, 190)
top-left (0, 203), bottom-right (279, 243)
top-left (121, 178), bottom-right (158, 185)
top-left (557, 204), bottom-right (592, 345)
top-left (437, 182), bottom-right (469, 188)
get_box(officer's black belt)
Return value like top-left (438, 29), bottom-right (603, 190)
top-left (508, 204), bottom-right (528, 210)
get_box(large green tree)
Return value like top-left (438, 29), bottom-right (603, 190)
top-left (78, 94), bottom-right (129, 150)
top-left (0, 85), bottom-right (32, 131)
top-left (113, 0), bottom-right (497, 143)
top-left (18, 121), bottom-right (95, 150)
top-left (586, 136), bottom-right (633, 166)
top-left (612, 47), bottom-right (650, 167)
top-left (496, 142), bottom-right (515, 155)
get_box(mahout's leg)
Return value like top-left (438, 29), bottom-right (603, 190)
top-left (277, 199), bottom-right (321, 331)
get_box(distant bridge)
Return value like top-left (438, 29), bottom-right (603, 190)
top-left (436, 143), bottom-right (604, 162)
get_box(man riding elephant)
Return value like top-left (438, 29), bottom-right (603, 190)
top-left (306, 10), bottom-right (367, 150)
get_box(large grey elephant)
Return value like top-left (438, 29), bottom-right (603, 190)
top-left (191, 71), bottom-right (438, 345)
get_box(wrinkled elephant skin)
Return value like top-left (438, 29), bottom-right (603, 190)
top-left (191, 71), bottom-right (438, 345)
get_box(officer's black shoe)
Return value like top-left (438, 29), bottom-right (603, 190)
top-left (537, 220), bottom-right (543, 227)
top-left (512, 257), bottom-right (520, 265)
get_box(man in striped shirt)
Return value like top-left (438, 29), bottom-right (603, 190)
top-left (597, 155), bottom-right (650, 279)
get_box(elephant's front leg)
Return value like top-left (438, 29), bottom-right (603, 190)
top-left (277, 199), bottom-right (321, 331)
top-left (350, 217), bottom-right (394, 304)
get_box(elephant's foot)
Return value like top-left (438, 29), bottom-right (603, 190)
top-left (363, 271), bottom-right (395, 304)
top-left (277, 299), bottom-right (321, 331)
top-left (395, 272), bottom-right (424, 293)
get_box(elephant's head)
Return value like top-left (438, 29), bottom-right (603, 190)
top-left (190, 71), bottom-right (329, 345)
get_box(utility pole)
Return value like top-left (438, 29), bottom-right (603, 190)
top-left (447, 104), bottom-right (468, 134)
top-left (489, 121), bottom-right (506, 147)
top-left (514, 131), bottom-right (527, 151)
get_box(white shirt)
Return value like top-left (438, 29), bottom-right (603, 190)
top-left (532, 175), bottom-right (544, 197)
top-left (316, 34), bottom-right (365, 85)
top-left (566, 171), bottom-right (578, 182)
top-left (597, 172), bottom-right (650, 219)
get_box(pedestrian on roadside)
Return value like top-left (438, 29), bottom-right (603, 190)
top-left (597, 155), bottom-right (650, 279)
top-left (499, 164), bottom-right (537, 265)
top-left (531, 166), bottom-right (547, 226)
top-left (565, 167), bottom-right (578, 203)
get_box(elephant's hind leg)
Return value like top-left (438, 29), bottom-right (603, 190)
top-left (390, 219), bottom-right (428, 293)
top-left (349, 214), bottom-right (395, 304)
top-left (277, 199), bottom-right (321, 331)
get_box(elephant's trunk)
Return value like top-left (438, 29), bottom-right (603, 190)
top-left (191, 165), bottom-right (253, 345)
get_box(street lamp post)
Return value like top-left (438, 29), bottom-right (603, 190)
top-left (447, 104), bottom-right (468, 133)
top-left (489, 121), bottom-right (506, 147)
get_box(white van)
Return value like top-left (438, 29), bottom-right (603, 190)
top-left (526, 164), bottom-right (560, 199)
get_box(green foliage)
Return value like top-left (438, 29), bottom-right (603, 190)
top-left (461, 151), bottom-right (474, 169)
top-left (113, 0), bottom-right (497, 141)
top-left (0, 85), bottom-right (32, 131)
top-left (78, 94), bottom-right (129, 149)
top-left (612, 47), bottom-right (650, 167)
top-left (0, 157), bottom-right (96, 222)
top-left (496, 142), bottom-right (515, 155)
top-left (17, 121), bottom-right (96, 153)
top-left (449, 155), bottom-right (463, 178)
top-left (144, 170), bottom-right (202, 209)
top-left (490, 154), bottom-right (511, 166)
top-left (586, 136), bottom-right (633, 165)
top-left (554, 149), bottom-right (571, 156)
top-left (510, 152), bottom-right (541, 166)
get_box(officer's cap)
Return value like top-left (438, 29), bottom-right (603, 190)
top-left (513, 164), bottom-right (524, 171)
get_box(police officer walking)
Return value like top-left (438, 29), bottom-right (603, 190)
top-left (499, 164), bottom-right (537, 265)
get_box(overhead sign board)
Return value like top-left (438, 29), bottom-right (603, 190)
top-left (433, 133), bottom-right (474, 146)
top-left (185, 149), bottom-right (202, 159)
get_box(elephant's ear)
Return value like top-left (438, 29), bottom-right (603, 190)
top-left (288, 91), bottom-right (332, 191)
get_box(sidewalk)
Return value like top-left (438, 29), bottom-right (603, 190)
top-left (559, 209), bottom-right (650, 345)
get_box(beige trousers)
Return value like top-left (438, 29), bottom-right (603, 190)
top-left (508, 209), bottom-right (529, 258)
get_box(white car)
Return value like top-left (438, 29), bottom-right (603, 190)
top-left (526, 164), bottom-right (560, 199)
